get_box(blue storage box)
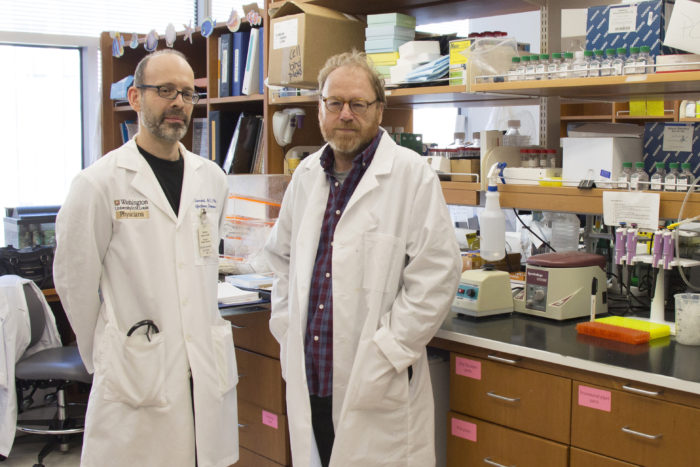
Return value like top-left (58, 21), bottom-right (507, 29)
top-left (586, 0), bottom-right (679, 57)
top-left (643, 122), bottom-right (700, 178)
top-left (110, 75), bottom-right (134, 100)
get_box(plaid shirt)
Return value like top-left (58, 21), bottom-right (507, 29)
top-left (305, 131), bottom-right (382, 397)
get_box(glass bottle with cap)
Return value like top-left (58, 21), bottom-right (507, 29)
top-left (677, 163), bottom-right (695, 192)
top-left (637, 46), bottom-right (651, 74)
top-left (508, 56), bottom-right (521, 82)
top-left (630, 162), bottom-right (648, 190)
top-left (617, 161), bottom-right (633, 189)
top-left (650, 162), bottom-right (666, 191)
top-left (521, 55), bottom-right (533, 80)
top-left (600, 48), bottom-right (616, 76)
top-left (588, 50), bottom-right (602, 77)
top-left (572, 50), bottom-right (588, 78)
top-left (548, 53), bottom-right (562, 79)
top-left (558, 52), bottom-right (574, 79)
top-left (624, 47), bottom-right (639, 75)
top-left (536, 53), bottom-right (549, 80)
top-left (664, 162), bottom-right (680, 191)
top-left (612, 47), bottom-right (626, 76)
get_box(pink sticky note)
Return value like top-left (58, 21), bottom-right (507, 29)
top-left (261, 410), bottom-right (279, 429)
top-left (451, 417), bottom-right (477, 442)
top-left (455, 356), bottom-right (481, 380)
top-left (578, 385), bottom-right (612, 412)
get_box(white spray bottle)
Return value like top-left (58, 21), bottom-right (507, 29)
top-left (479, 163), bottom-right (506, 262)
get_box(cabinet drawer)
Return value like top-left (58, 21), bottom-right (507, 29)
top-left (223, 309), bottom-right (280, 358)
top-left (450, 352), bottom-right (571, 443)
top-left (570, 447), bottom-right (639, 467)
top-left (446, 411), bottom-right (568, 467)
top-left (571, 381), bottom-right (700, 466)
top-left (239, 400), bottom-right (290, 466)
top-left (236, 348), bottom-right (285, 413)
top-left (233, 447), bottom-right (285, 467)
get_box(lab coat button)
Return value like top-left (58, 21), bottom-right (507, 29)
top-left (325, 272), bottom-right (330, 278)
top-left (335, 210), bottom-right (341, 215)
top-left (313, 335), bottom-right (319, 341)
top-left (334, 182), bottom-right (339, 187)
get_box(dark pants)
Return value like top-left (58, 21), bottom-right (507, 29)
top-left (310, 395), bottom-right (334, 467)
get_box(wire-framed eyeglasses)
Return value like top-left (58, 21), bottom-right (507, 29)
top-left (137, 84), bottom-right (200, 104)
top-left (321, 96), bottom-right (378, 115)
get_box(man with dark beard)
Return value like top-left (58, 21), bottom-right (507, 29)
top-left (53, 49), bottom-right (239, 466)
top-left (265, 50), bottom-right (462, 467)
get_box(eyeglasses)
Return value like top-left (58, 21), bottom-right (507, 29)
top-left (321, 96), bottom-right (378, 115)
top-left (137, 84), bottom-right (200, 104)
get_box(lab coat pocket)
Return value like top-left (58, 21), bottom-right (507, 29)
top-left (0, 319), bottom-right (7, 389)
top-left (362, 233), bottom-right (405, 293)
top-left (103, 325), bottom-right (167, 408)
top-left (352, 341), bottom-right (408, 411)
top-left (211, 321), bottom-right (238, 396)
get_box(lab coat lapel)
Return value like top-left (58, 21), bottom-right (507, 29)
top-left (177, 147), bottom-right (205, 226)
top-left (342, 131), bottom-right (394, 216)
top-left (117, 140), bottom-right (178, 223)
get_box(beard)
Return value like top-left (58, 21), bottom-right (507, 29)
top-left (320, 113), bottom-right (380, 158)
top-left (140, 106), bottom-right (190, 143)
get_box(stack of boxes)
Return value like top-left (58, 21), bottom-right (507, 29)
top-left (365, 13), bottom-right (416, 83)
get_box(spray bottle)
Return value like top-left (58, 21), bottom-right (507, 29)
top-left (479, 163), bottom-right (506, 262)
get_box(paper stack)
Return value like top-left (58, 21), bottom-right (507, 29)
top-left (217, 282), bottom-right (259, 305)
top-left (225, 272), bottom-right (274, 289)
top-left (396, 41), bottom-right (444, 83)
top-left (365, 13), bottom-right (416, 82)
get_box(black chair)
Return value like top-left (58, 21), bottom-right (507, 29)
top-left (14, 283), bottom-right (92, 467)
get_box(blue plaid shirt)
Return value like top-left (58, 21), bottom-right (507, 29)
top-left (305, 131), bottom-right (382, 397)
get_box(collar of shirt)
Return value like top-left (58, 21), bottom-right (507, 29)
top-left (319, 130), bottom-right (383, 177)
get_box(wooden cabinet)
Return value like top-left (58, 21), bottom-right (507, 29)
top-left (569, 447), bottom-right (639, 467)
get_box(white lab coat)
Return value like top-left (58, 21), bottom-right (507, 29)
top-left (0, 275), bottom-right (62, 457)
top-left (264, 131), bottom-right (462, 467)
top-left (53, 139), bottom-right (238, 467)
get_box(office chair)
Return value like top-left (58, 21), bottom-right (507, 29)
top-left (14, 282), bottom-right (92, 467)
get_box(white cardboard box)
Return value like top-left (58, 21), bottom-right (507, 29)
top-left (562, 137), bottom-right (642, 188)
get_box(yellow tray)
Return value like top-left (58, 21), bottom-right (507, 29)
top-left (595, 316), bottom-right (670, 341)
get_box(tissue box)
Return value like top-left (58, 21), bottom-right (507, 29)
top-left (110, 75), bottom-right (134, 100)
top-left (643, 122), bottom-right (700, 179)
top-left (586, 0), bottom-right (679, 57)
top-left (562, 137), bottom-right (642, 188)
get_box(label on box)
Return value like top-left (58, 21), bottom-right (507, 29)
top-left (608, 5), bottom-right (637, 33)
top-left (273, 18), bottom-right (298, 49)
top-left (262, 410), bottom-right (279, 429)
top-left (455, 356), bottom-right (481, 380)
top-left (578, 385), bottom-right (612, 412)
top-left (451, 417), bottom-right (477, 442)
top-left (663, 123), bottom-right (694, 152)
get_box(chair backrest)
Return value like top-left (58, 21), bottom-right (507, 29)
top-left (22, 282), bottom-right (46, 348)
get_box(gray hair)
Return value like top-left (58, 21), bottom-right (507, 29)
top-left (133, 49), bottom-right (188, 86)
top-left (317, 49), bottom-right (386, 105)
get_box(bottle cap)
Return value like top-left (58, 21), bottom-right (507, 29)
top-left (669, 162), bottom-right (679, 169)
top-left (606, 48), bottom-right (616, 55)
top-left (512, 56), bottom-right (521, 62)
top-left (640, 45), bottom-right (651, 52)
top-left (552, 52), bottom-right (562, 59)
top-left (540, 53), bottom-right (549, 60)
top-left (564, 52), bottom-right (574, 59)
top-left (655, 162), bottom-right (665, 168)
top-left (635, 162), bottom-right (645, 168)
top-left (584, 50), bottom-right (593, 57)
top-left (622, 162), bottom-right (633, 167)
top-left (521, 55), bottom-right (531, 61)
top-left (630, 46), bottom-right (640, 53)
top-left (682, 163), bottom-right (691, 169)
top-left (617, 47), bottom-right (627, 54)
top-left (595, 50), bottom-right (604, 56)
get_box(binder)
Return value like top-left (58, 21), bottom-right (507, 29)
top-left (208, 110), bottom-right (238, 167)
top-left (258, 26), bottom-right (264, 94)
top-left (192, 117), bottom-right (208, 159)
top-left (242, 27), bottom-right (260, 96)
top-left (120, 120), bottom-right (138, 143)
top-left (219, 33), bottom-right (233, 98)
top-left (231, 30), bottom-right (250, 96)
top-left (222, 113), bottom-right (262, 174)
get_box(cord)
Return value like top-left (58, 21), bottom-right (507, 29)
top-left (674, 176), bottom-right (700, 291)
top-left (512, 209), bottom-right (557, 252)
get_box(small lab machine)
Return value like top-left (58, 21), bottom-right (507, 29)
top-left (513, 252), bottom-right (607, 320)
top-left (453, 266), bottom-right (513, 317)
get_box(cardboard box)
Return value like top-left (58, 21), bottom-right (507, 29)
top-left (643, 122), bottom-right (700, 179)
top-left (449, 39), bottom-right (471, 85)
top-left (450, 158), bottom-right (480, 182)
top-left (269, 2), bottom-right (365, 89)
top-left (562, 137), bottom-right (643, 188)
top-left (586, 0), bottom-right (679, 57)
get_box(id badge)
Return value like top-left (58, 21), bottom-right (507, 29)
top-left (198, 209), bottom-right (214, 258)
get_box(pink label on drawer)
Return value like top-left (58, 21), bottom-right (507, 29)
top-left (455, 356), bottom-right (481, 380)
top-left (451, 417), bottom-right (477, 442)
top-left (262, 410), bottom-right (279, 429)
top-left (578, 385), bottom-right (612, 412)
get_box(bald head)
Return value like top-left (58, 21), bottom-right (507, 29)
top-left (133, 49), bottom-right (193, 87)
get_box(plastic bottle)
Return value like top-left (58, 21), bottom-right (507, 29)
top-left (588, 50), bottom-right (602, 77)
top-left (630, 162), bottom-right (648, 190)
top-left (508, 56), bottom-right (521, 82)
top-left (637, 46), bottom-right (651, 74)
top-left (503, 120), bottom-right (522, 146)
top-left (548, 53), bottom-right (562, 79)
top-left (664, 162), bottom-right (680, 191)
top-left (479, 164), bottom-right (506, 262)
top-left (536, 54), bottom-right (549, 80)
top-left (617, 161), bottom-right (633, 189)
top-left (522, 55), bottom-right (534, 80)
top-left (600, 48), bottom-right (615, 76)
top-left (550, 212), bottom-right (580, 252)
top-left (624, 47), bottom-right (639, 75)
top-left (572, 50), bottom-right (588, 78)
top-left (677, 163), bottom-right (695, 192)
top-left (520, 148), bottom-right (529, 167)
top-left (650, 162), bottom-right (666, 191)
top-left (612, 47), bottom-right (626, 76)
top-left (558, 52), bottom-right (574, 79)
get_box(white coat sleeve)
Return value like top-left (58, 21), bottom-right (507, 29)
top-left (263, 177), bottom-right (296, 377)
top-left (53, 173), bottom-right (113, 373)
top-left (217, 174), bottom-right (230, 238)
top-left (374, 169), bottom-right (462, 373)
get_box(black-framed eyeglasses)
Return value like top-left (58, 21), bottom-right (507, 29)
top-left (137, 84), bottom-right (200, 104)
top-left (321, 96), bottom-right (378, 115)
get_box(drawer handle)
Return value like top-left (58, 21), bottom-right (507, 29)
top-left (238, 373), bottom-right (245, 379)
top-left (487, 354), bottom-right (519, 365)
top-left (230, 323), bottom-right (246, 329)
top-left (238, 423), bottom-right (249, 428)
top-left (486, 391), bottom-right (520, 403)
top-left (621, 426), bottom-right (663, 440)
top-left (483, 457), bottom-right (514, 467)
top-left (622, 384), bottom-right (662, 397)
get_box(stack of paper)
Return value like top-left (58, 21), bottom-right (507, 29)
top-left (217, 282), bottom-right (259, 305)
top-left (365, 13), bottom-right (416, 82)
top-left (391, 41), bottom-right (442, 84)
top-left (225, 272), bottom-right (274, 289)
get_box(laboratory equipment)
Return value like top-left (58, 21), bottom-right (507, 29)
top-left (513, 251), bottom-right (607, 320)
top-left (272, 108), bottom-right (306, 147)
top-left (453, 267), bottom-right (513, 317)
top-left (675, 293), bottom-right (700, 345)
